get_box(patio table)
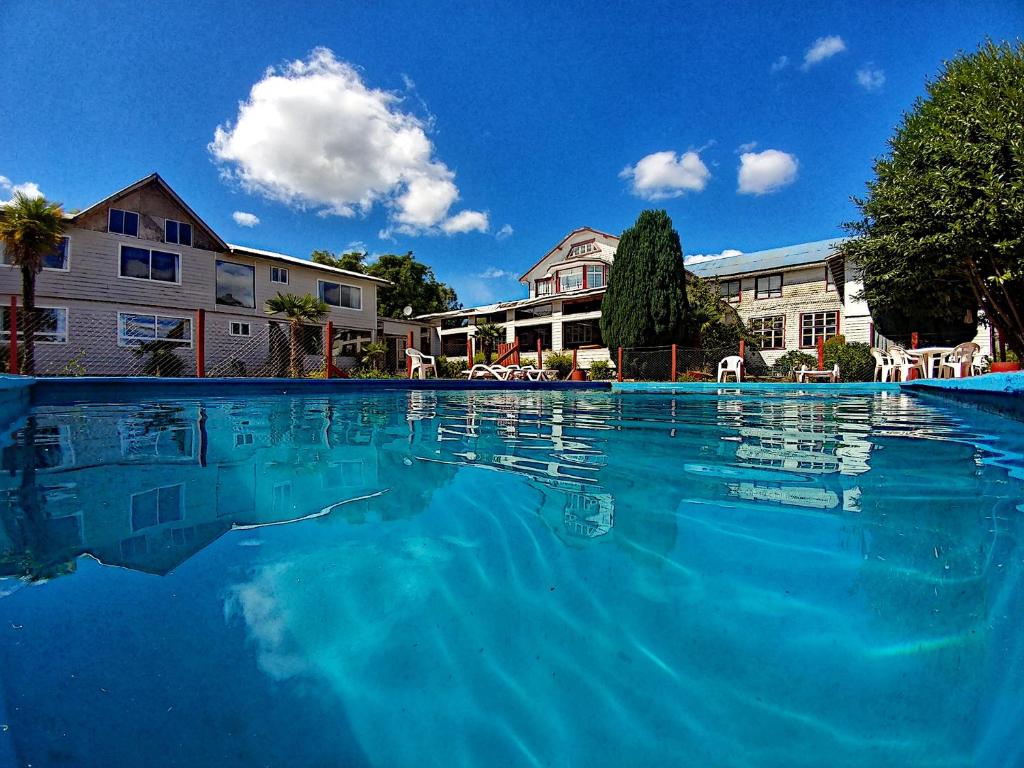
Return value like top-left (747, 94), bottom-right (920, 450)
top-left (904, 347), bottom-right (955, 379)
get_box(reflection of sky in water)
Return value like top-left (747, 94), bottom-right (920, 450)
top-left (0, 390), bottom-right (1021, 767)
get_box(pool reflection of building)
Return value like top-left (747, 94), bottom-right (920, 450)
top-left (0, 401), bottom-right (397, 580)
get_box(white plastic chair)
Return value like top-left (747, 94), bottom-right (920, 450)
top-left (970, 352), bottom-right (987, 377)
top-left (888, 346), bottom-right (926, 382)
top-left (870, 347), bottom-right (894, 382)
top-left (717, 355), bottom-right (743, 383)
top-left (405, 348), bottom-right (436, 379)
top-left (939, 342), bottom-right (981, 379)
top-left (797, 364), bottom-right (840, 383)
top-left (463, 363), bottom-right (514, 380)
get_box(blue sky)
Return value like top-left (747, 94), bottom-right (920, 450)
top-left (1, 1), bottom-right (1020, 306)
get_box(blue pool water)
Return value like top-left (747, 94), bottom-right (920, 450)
top-left (0, 387), bottom-right (1021, 767)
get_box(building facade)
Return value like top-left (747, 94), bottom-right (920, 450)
top-left (0, 174), bottom-right (386, 375)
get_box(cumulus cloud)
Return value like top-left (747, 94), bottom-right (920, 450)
top-left (0, 176), bottom-right (43, 205)
top-left (856, 64), bottom-right (886, 91)
top-left (620, 150), bottom-right (710, 200)
top-left (210, 48), bottom-right (484, 235)
top-left (232, 211), bottom-right (260, 227)
top-left (770, 56), bottom-right (789, 73)
top-left (802, 35), bottom-right (846, 70)
top-left (495, 224), bottom-right (514, 241)
top-left (480, 267), bottom-right (516, 279)
top-left (440, 209), bottom-right (489, 235)
top-left (738, 150), bottom-right (798, 195)
top-left (684, 249), bottom-right (743, 265)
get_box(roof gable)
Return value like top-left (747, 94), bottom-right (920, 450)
top-left (518, 226), bottom-right (619, 282)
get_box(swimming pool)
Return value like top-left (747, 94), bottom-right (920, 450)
top-left (0, 385), bottom-right (1021, 767)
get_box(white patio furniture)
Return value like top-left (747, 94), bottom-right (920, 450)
top-left (902, 346), bottom-right (955, 378)
top-left (971, 352), bottom-right (987, 376)
top-left (463, 363), bottom-right (514, 380)
top-left (888, 346), bottom-right (927, 381)
top-left (796, 364), bottom-right (840, 383)
top-left (939, 342), bottom-right (981, 379)
top-left (717, 355), bottom-right (744, 383)
top-left (405, 348), bottom-right (436, 379)
top-left (870, 347), bottom-right (894, 382)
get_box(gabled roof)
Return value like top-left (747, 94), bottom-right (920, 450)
top-left (684, 238), bottom-right (849, 279)
top-left (517, 226), bottom-right (620, 282)
top-left (69, 172), bottom-right (230, 251)
top-left (227, 243), bottom-right (392, 285)
top-left (417, 285), bottom-right (607, 320)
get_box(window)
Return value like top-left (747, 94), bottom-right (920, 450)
top-left (216, 260), bottom-right (255, 308)
top-left (755, 274), bottom-right (783, 299)
top-left (117, 312), bottom-right (192, 348)
top-left (800, 311), bottom-right (839, 347)
top-left (318, 280), bottom-right (361, 309)
top-left (164, 219), bottom-right (193, 246)
top-left (586, 264), bottom-right (606, 289)
top-left (562, 319), bottom-right (603, 349)
top-left (568, 242), bottom-right (598, 258)
top-left (119, 245), bottom-right (180, 283)
top-left (1, 306), bottom-right (68, 344)
top-left (271, 266), bottom-right (289, 284)
top-left (535, 279), bottom-right (552, 296)
top-left (749, 315), bottom-right (785, 349)
top-left (515, 303), bottom-right (552, 321)
top-left (558, 267), bottom-right (583, 292)
top-left (234, 433), bottom-right (254, 447)
top-left (108, 208), bottom-right (139, 237)
top-left (4, 237), bottom-right (71, 271)
top-left (719, 280), bottom-right (741, 303)
top-left (825, 267), bottom-right (835, 291)
top-left (229, 321), bottom-right (251, 337)
top-left (563, 297), bottom-right (602, 315)
top-left (130, 484), bottom-right (184, 531)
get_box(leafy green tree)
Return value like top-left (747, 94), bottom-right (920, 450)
top-left (685, 276), bottom-right (747, 350)
top-left (265, 292), bottom-right (329, 377)
top-left (312, 249), bottom-right (369, 273)
top-left (839, 40), bottom-right (1024, 356)
top-left (600, 210), bottom-right (689, 349)
top-left (0, 192), bottom-right (67, 374)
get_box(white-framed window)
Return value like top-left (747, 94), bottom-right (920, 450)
top-left (318, 279), bottom-right (361, 309)
top-left (117, 312), bottom-right (192, 348)
top-left (719, 279), bottom-right (741, 303)
top-left (1, 236), bottom-right (70, 271)
top-left (229, 321), bottom-right (251, 337)
top-left (234, 432), bottom-right (254, 447)
top-left (558, 267), bottom-right (583, 292)
top-left (586, 264), bottom-right (606, 289)
top-left (800, 311), bottom-right (839, 347)
top-left (216, 260), bottom-right (255, 308)
top-left (164, 219), bottom-right (193, 247)
top-left (568, 242), bottom-right (598, 258)
top-left (271, 266), bottom-right (289, 284)
top-left (755, 273), bottom-right (783, 299)
top-left (749, 315), bottom-right (785, 349)
top-left (130, 483), bottom-right (184, 531)
top-left (108, 208), bottom-right (140, 237)
top-left (535, 278), bottom-right (552, 296)
top-left (1, 306), bottom-right (68, 344)
top-left (119, 244), bottom-right (181, 284)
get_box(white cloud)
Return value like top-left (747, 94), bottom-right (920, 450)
top-left (210, 47), bottom-right (483, 235)
top-left (685, 249), bottom-right (743, 265)
top-left (737, 141), bottom-right (758, 153)
top-left (440, 209), bottom-right (489, 235)
top-left (770, 56), bottom-right (789, 73)
top-left (856, 64), bottom-right (886, 91)
top-left (346, 240), bottom-right (368, 253)
top-left (620, 150), bottom-right (710, 200)
top-left (479, 267), bottom-right (516, 279)
top-left (495, 224), bottom-right (514, 241)
top-left (738, 149), bottom-right (799, 195)
top-left (232, 211), bottom-right (260, 227)
top-left (0, 176), bottom-right (43, 205)
top-left (802, 35), bottom-right (846, 70)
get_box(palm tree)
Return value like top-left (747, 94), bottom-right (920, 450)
top-left (474, 320), bottom-right (504, 364)
top-left (0, 192), bottom-right (66, 374)
top-left (265, 292), bottom-right (329, 377)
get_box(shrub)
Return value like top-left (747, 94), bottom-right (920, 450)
top-left (544, 352), bottom-right (574, 379)
top-left (588, 360), bottom-right (612, 380)
top-left (772, 350), bottom-right (817, 378)
top-left (434, 356), bottom-right (464, 378)
top-left (822, 335), bottom-right (875, 381)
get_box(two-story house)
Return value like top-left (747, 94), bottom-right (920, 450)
top-left (423, 227), bottom-right (619, 367)
top-left (0, 173), bottom-right (386, 375)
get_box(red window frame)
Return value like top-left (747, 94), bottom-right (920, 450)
top-left (799, 311), bottom-right (840, 348)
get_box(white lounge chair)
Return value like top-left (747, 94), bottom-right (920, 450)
top-left (405, 348), bottom-right (436, 379)
top-left (717, 355), bottom-right (744, 383)
top-left (887, 346), bottom-right (926, 381)
top-left (463, 363), bottom-right (514, 380)
top-left (797, 364), bottom-right (840, 383)
top-left (939, 342), bottom-right (981, 379)
top-left (870, 347), bottom-right (894, 382)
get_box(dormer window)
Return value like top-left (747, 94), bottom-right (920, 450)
top-left (568, 242), bottom-right (598, 258)
top-left (536, 278), bottom-right (552, 296)
top-left (164, 219), bottom-right (193, 247)
top-left (108, 209), bottom-right (139, 237)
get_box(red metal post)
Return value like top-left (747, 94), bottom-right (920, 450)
top-left (324, 321), bottom-right (333, 378)
top-left (406, 330), bottom-right (414, 377)
top-left (617, 346), bottom-right (623, 383)
top-left (671, 344), bottom-right (678, 383)
top-left (195, 309), bottom-right (205, 377)
top-left (466, 337), bottom-right (473, 364)
top-left (537, 337), bottom-right (542, 369)
top-left (7, 296), bottom-right (17, 375)
top-left (738, 339), bottom-right (745, 359)
top-left (817, 336), bottom-right (825, 369)
top-left (911, 331), bottom-right (919, 349)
